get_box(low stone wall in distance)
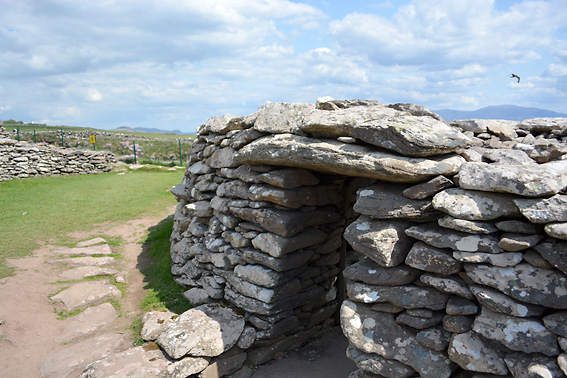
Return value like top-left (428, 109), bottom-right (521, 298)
top-left (0, 126), bottom-right (116, 182)
top-left (161, 98), bottom-right (567, 378)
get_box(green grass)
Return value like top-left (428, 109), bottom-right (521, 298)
top-left (139, 216), bottom-right (192, 314)
top-left (0, 167), bottom-right (184, 278)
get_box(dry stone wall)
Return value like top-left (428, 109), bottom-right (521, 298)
top-left (0, 124), bottom-right (116, 182)
top-left (166, 98), bottom-right (567, 378)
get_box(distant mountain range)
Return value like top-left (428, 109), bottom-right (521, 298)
top-left (113, 126), bottom-right (183, 134)
top-left (433, 105), bottom-right (567, 122)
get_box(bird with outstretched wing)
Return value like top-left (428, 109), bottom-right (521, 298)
top-left (510, 74), bottom-right (520, 83)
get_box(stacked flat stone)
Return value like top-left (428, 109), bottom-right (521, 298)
top-left (343, 115), bottom-right (567, 377)
top-left (0, 133), bottom-right (116, 182)
top-left (170, 98), bottom-right (567, 377)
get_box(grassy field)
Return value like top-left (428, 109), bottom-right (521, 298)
top-left (0, 166), bottom-right (184, 278)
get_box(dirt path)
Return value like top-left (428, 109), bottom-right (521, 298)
top-left (0, 205), bottom-right (356, 378)
top-left (0, 206), bottom-right (176, 378)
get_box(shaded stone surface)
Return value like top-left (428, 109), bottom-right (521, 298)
top-left (419, 273), bottom-right (474, 299)
top-left (342, 258), bottom-right (420, 286)
top-left (498, 233), bottom-right (544, 252)
top-left (453, 251), bottom-right (523, 267)
top-left (344, 216), bottom-right (413, 267)
top-left (235, 134), bottom-right (465, 183)
top-left (354, 183), bottom-right (440, 220)
top-left (473, 307), bottom-right (559, 356)
top-left (340, 300), bottom-right (453, 378)
top-left (432, 188), bottom-right (521, 221)
top-left (230, 206), bottom-right (340, 238)
top-left (248, 183), bottom-right (340, 209)
top-left (405, 241), bottom-right (462, 274)
top-left (402, 175), bottom-right (454, 200)
top-left (543, 311), bottom-right (567, 337)
top-left (157, 303), bottom-right (245, 359)
top-left (242, 248), bottom-right (314, 272)
top-left (251, 228), bottom-right (327, 258)
top-left (346, 344), bottom-right (416, 378)
top-left (415, 326), bottom-right (451, 352)
top-left (533, 240), bottom-right (567, 275)
top-left (504, 352), bottom-right (565, 378)
top-left (257, 168), bottom-right (319, 189)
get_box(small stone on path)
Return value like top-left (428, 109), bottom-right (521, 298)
top-left (76, 238), bottom-right (108, 248)
top-left (59, 266), bottom-right (119, 281)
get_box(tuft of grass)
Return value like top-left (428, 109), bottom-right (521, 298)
top-left (139, 216), bottom-right (192, 315)
top-left (0, 168), bottom-right (183, 278)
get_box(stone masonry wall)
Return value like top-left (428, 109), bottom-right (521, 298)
top-left (0, 124), bottom-right (116, 182)
top-left (163, 98), bottom-right (567, 378)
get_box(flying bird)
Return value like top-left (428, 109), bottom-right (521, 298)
top-left (510, 74), bottom-right (520, 83)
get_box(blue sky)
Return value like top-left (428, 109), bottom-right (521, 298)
top-left (0, 0), bottom-right (565, 133)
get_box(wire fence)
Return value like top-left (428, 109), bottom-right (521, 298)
top-left (10, 128), bottom-right (194, 167)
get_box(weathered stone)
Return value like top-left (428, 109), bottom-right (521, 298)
top-left (515, 194), bottom-right (567, 223)
top-left (346, 344), bottom-right (416, 378)
top-left (216, 179), bottom-right (250, 199)
top-left (56, 303), bottom-right (118, 343)
top-left (402, 175), bottom-right (454, 200)
top-left (438, 215), bottom-right (498, 235)
top-left (406, 223), bottom-right (503, 253)
top-left (251, 228), bottom-right (327, 258)
top-left (495, 220), bottom-right (542, 234)
top-left (432, 188), bottom-right (521, 221)
top-left (59, 266), bottom-right (119, 280)
top-left (470, 285), bottom-right (545, 318)
top-left (341, 300), bottom-right (453, 378)
top-left (473, 307), bottom-right (559, 356)
top-left (257, 168), bottom-right (319, 189)
top-left (517, 117), bottom-right (567, 134)
top-left (344, 216), bottom-right (414, 267)
top-left (50, 280), bottom-right (122, 311)
top-left (156, 303), bottom-right (245, 359)
top-left (249, 183), bottom-right (341, 208)
top-left (560, 354), bottom-right (567, 375)
top-left (167, 356), bottom-right (211, 378)
top-left (346, 281), bottom-right (449, 310)
top-left (75, 237), bottom-right (108, 248)
top-left (466, 263), bottom-right (567, 309)
top-left (482, 149), bottom-right (534, 165)
top-left (253, 101), bottom-right (314, 133)
top-left (523, 249), bottom-right (555, 269)
top-left (448, 331), bottom-right (508, 375)
top-left (79, 346), bottom-right (175, 378)
top-left (419, 273), bottom-right (474, 299)
top-left (197, 114), bottom-right (245, 135)
top-left (199, 351), bottom-right (246, 378)
top-left (342, 258), bottom-right (420, 286)
top-left (54, 244), bottom-right (114, 256)
top-left (236, 326), bottom-right (257, 349)
top-left (453, 251), bottom-right (523, 267)
top-left (459, 160), bottom-right (567, 197)
top-left (141, 310), bottom-right (179, 341)
top-left (533, 240), bottom-right (567, 275)
top-left (230, 206), bottom-right (340, 237)
top-left (354, 183), bottom-right (440, 221)
top-left (241, 248), bottom-right (314, 272)
top-left (545, 223), bottom-right (567, 240)
top-left (498, 233), bottom-right (544, 252)
top-left (235, 134), bottom-right (466, 183)
top-left (543, 311), bottom-right (567, 337)
top-left (415, 326), bottom-right (451, 352)
top-left (405, 241), bottom-right (462, 274)
top-left (205, 147), bottom-right (238, 169)
top-left (53, 256), bottom-right (116, 267)
top-left (504, 352), bottom-right (565, 378)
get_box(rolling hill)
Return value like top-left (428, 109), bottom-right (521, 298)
top-left (433, 105), bottom-right (567, 121)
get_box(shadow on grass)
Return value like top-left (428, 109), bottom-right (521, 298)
top-left (137, 215), bottom-right (192, 315)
